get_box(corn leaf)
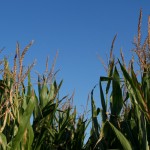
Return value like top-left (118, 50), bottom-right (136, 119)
top-left (108, 121), bottom-right (132, 150)
top-left (91, 86), bottom-right (100, 139)
top-left (111, 67), bottom-right (123, 116)
top-left (0, 133), bottom-right (7, 150)
top-left (9, 91), bottom-right (35, 150)
top-left (99, 77), bottom-right (107, 122)
top-left (119, 60), bottom-right (149, 120)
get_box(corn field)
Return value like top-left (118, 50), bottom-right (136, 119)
top-left (0, 10), bottom-right (150, 150)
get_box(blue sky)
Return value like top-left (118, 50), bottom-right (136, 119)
top-left (0, 1), bottom-right (150, 113)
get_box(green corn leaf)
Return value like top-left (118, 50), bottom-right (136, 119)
top-left (22, 94), bottom-right (27, 113)
top-left (47, 80), bottom-right (63, 105)
top-left (133, 103), bottom-right (149, 150)
top-left (108, 121), bottom-right (132, 150)
top-left (27, 73), bottom-right (32, 104)
top-left (27, 124), bottom-right (34, 150)
top-left (57, 80), bottom-right (63, 91)
top-left (119, 60), bottom-right (150, 120)
top-left (21, 82), bottom-right (26, 95)
top-left (32, 129), bottom-right (46, 150)
top-left (42, 102), bottom-right (57, 118)
top-left (9, 91), bottom-right (35, 150)
top-left (72, 117), bottom-right (86, 149)
top-left (33, 90), bottom-right (40, 120)
top-left (0, 133), bottom-right (7, 150)
top-left (142, 71), bottom-right (150, 109)
top-left (106, 59), bottom-right (114, 94)
top-left (38, 75), bottom-right (41, 98)
top-left (94, 121), bottom-right (108, 149)
top-left (99, 77), bottom-right (107, 122)
top-left (111, 67), bottom-right (123, 116)
top-left (22, 123), bottom-right (34, 150)
top-left (48, 82), bottom-right (55, 101)
top-left (54, 80), bottom-right (63, 99)
top-left (130, 64), bottom-right (141, 91)
top-left (39, 80), bottom-right (48, 109)
top-left (91, 86), bottom-right (100, 139)
top-left (100, 76), bottom-right (112, 94)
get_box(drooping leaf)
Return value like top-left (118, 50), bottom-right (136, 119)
top-left (108, 121), bottom-right (132, 150)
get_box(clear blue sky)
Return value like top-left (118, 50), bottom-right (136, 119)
top-left (0, 1), bottom-right (150, 113)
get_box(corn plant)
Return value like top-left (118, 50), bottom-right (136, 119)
top-left (1, 9), bottom-right (150, 150)
top-left (87, 10), bottom-right (150, 150)
top-left (0, 41), bottom-right (36, 150)
top-left (0, 42), bottom-right (89, 150)
top-left (31, 75), bottom-right (88, 150)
